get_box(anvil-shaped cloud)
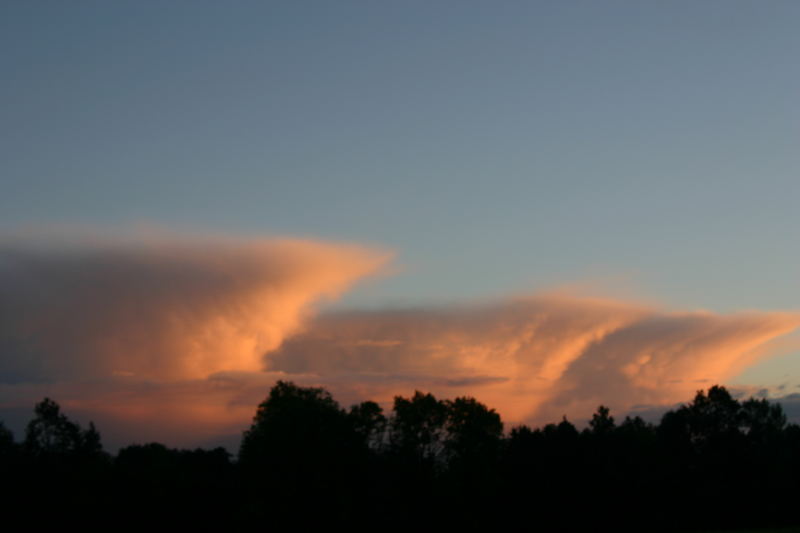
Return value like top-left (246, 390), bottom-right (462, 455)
top-left (0, 230), bottom-right (391, 382)
top-left (0, 231), bottom-right (798, 450)
top-left (267, 296), bottom-right (800, 424)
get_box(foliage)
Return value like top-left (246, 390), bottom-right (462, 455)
top-left (444, 396), bottom-right (503, 462)
top-left (589, 405), bottom-right (615, 435)
top-left (4, 384), bottom-right (800, 530)
top-left (0, 421), bottom-right (14, 451)
top-left (389, 391), bottom-right (449, 463)
top-left (238, 380), bottom-right (354, 468)
top-left (24, 397), bottom-right (104, 459)
top-left (348, 400), bottom-right (387, 450)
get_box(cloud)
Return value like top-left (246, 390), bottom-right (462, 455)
top-left (1, 230), bottom-right (798, 449)
top-left (0, 230), bottom-right (390, 382)
top-left (266, 294), bottom-right (800, 425)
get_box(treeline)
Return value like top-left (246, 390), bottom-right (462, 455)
top-left (3, 383), bottom-right (800, 531)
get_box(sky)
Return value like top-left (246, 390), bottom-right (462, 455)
top-left (1, 1), bottom-right (799, 450)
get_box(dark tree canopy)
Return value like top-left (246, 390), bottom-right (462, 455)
top-left (237, 380), bottom-right (367, 525)
top-left (658, 385), bottom-right (789, 451)
top-left (589, 405), bottom-right (615, 435)
top-left (348, 400), bottom-right (387, 450)
top-left (444, 396), bottom-right (503, 463)
top-left (0, 421), bottom-right (13, 450)
top-left (24, 397), bottom-right (103, 459)
top-left (3, 383), bottom-right (800, 531)
top-left (238, 380), bottom-right (355, 468)
top-left (389, 391), bottom-right (449, 464)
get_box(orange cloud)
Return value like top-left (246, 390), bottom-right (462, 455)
top-left (0, 231), bottom-right (390, 381)
top-left (1, 231), bottom-right (798, 449)
top-left (266, 295), bottom-right (800, 425)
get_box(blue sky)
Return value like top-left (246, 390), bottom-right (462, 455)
top-left (2, 1), bottom-right (800, 396)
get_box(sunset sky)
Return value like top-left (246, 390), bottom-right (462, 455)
top-left (2, 1), bottom-right (800, 450)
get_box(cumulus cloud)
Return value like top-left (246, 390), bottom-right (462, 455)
top-left (0, 230), bottom-right (390, 382)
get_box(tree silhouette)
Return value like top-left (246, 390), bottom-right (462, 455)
top-left (0, 421), bottom-right (13, 453)
top-left (686, 385), bottom-right (742, 443)
top-left (239, 380), bottom-right (354, 467)
top-left (238, 381), bottom-right (364, 525)
top-left (589, 405), bottom-right (615, 436)
top-left (740, 396), bottom-right (787, 441)
top-left (389, 391), bottom-right (448, 465)
top-left (113, 443), bottom-right (235, 527)
top-left (0, 421), bottom-right (17, 475)
top-left (13, 398), bottom-right (110, 527)
top-left (348, 400), bottom-right (386, 451)
top-left (24, 397), bottom-right (104, 459)
top-left (440, 396), bottom-right (504, 526)
top-left (4, 383), bottom-right (799, 530)
top-left (444, 396), bottom-right (503, 465)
